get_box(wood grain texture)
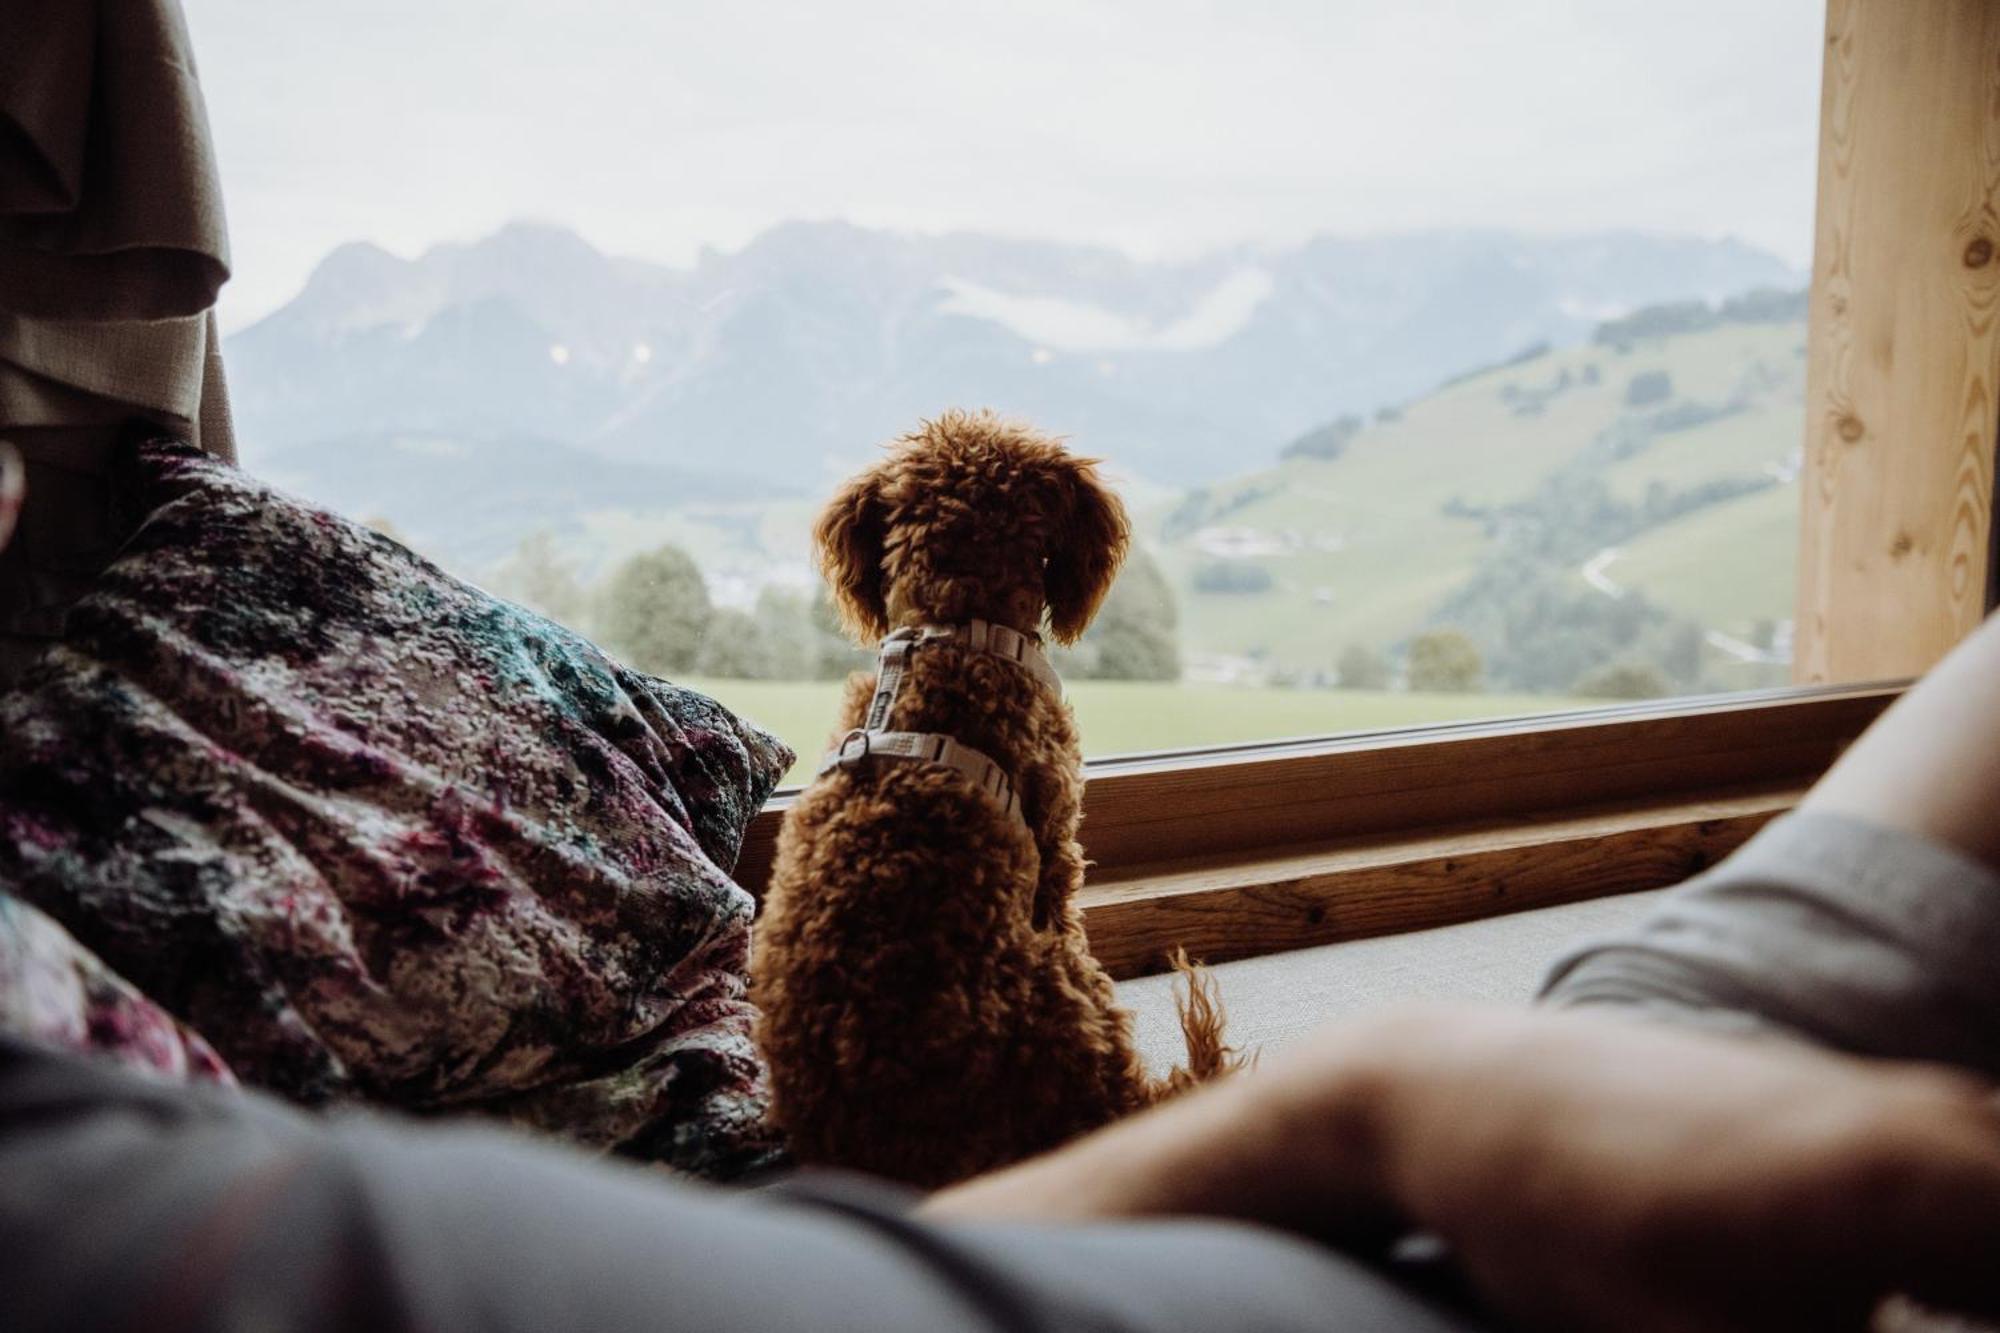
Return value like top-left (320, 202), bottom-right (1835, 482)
top-left (1069, 687), bottom-right (1886, 872)
top-left (1797, 0), bottom-right (2000, 681)
top-left (1079, 785), bottom-right (1799, 979)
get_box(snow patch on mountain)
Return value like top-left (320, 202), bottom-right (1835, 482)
top-left (935, 268), bottom-right (1275, 353)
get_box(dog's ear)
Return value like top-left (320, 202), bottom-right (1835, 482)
top-left (1044, 459), bottom-right (1130, 645)
top-left (814, 468), bottom-right (891, 642)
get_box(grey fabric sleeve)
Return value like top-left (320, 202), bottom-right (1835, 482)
top-left (0, 1036), bottom-right (1484, 1333)
top-left (1540, 811), bottom-right (2000, 1077)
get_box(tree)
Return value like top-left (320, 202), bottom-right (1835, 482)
top-left (743, 586), bottom-right (820, 680)
top-left (1192, 561), bottom-right (1274, 594)
top-left (1573, 661), bottom-right (1672, 700)
top-left (1624, 370), bottom-right (1674, 407)
top-left (1335, 642), bottom-right (1390, 690)
top-left (1064, 548), bottom-right (1181, 681)
top-left (693, 607), bottom-right (782, 679)
top-left (1660, 622), bottom-right (1705, 690)
top-left (1406, 629), bottom-right (1483, 693)
top-left (1719, 287), bottom-right (1807, 325)
top-left (1281, 414), bottom-right (1363, 462)
top-left (491, 530), bottom-right (588, 631)
top-left (1593, 300), bottom-right (1715, 346)
top-left (1161, 487), bottom-right (1212, 540)
top-left (809, 587), bottom-right (875, 680)
top-left (596, 544), bottom-right (712, 675)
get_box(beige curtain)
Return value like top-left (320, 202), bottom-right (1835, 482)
top-left (0, 0), bottom-right (233, 673)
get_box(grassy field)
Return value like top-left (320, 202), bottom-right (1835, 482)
top-left (1609, 483), bottom-right (1798, 637)
top-left (688, 677), bottom-right (1596, 784)
top-left (1601, 400), bottom-right (1799, 503)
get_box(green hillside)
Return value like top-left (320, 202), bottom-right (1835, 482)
top-left (467, 293), bottom-right (1810, 753)
top-left (1154, 308), bottom-right (1805, 694)
top-left (1610, 483), bottom-right (1797, 636)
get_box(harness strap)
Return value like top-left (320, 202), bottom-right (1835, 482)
top-left (942, 618), bottom-right (1063, 698)
top-left (817, 727), bottom-right (1021, 826)
top-left (861, 618), bottom-right (1060, 731)
top-left (822, 618), bottom-right (1059, 834)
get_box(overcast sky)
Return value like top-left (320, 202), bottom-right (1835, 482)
top-left (183, 0), bottom-right (1826, 331)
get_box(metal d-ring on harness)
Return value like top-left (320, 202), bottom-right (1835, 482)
top-left (816, 619), bottom-right (1061, 833)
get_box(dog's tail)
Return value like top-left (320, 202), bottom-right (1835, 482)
top-left (1156, 946), bottom-right (1247, 1096)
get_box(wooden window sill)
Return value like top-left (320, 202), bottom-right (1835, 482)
top-left (1077, 781), bottom-right (1798, 979)
top-left (731, 684), bottom-right (1901, 979)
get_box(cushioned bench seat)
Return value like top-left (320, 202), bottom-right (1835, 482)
top-left (1118, 889), bottom-right (1669, 1074)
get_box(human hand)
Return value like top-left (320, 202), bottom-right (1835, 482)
top-left (1293, 1007), bottom-right (2000, 1332)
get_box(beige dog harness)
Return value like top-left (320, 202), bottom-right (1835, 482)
top-left (817, 619), bottom-right (1060, 832)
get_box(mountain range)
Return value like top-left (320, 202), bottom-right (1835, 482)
top-left (229, 221), bottom-right (1801, 513)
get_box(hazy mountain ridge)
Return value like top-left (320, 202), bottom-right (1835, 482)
top-left (255, 431), bottom-right (796, 569)
top-left (229, 220), bottom-right (1800, 494)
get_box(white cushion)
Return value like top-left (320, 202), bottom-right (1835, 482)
top-left (1118, 889), bottom-right (1668, 1074)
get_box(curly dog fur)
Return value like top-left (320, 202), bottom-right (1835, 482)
top-left (751, 410), bottom-right (1233, 1189)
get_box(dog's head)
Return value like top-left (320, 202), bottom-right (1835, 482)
top-left (815, 410), bottom-right (1129, 646)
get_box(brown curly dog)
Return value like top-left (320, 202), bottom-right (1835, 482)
top-left (751, 409), bottom-right (1234, 1189)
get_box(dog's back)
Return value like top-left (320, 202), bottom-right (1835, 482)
top-left (755, 638), bottom-right (1157, 1185)
top-left (749, 412), bottom-right (1233, 1187)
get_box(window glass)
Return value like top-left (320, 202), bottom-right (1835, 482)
top-left (192, 1), bottom-right (1824, 780)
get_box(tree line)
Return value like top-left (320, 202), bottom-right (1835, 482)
top-left (487, 532), bottom-right (1184, 683)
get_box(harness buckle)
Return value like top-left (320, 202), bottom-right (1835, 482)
top-left (833, 728), bottom-right (872, 768)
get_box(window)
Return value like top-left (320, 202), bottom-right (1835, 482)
top-left (191, 1), bottom-right (1999, 970)
top-left (193, 1), bottom-right (1838, 786)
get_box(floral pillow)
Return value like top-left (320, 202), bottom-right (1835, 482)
top-left (0, 434), bottom-right (792, 1177)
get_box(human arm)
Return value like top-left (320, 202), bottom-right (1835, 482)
top-left (0, 1033), bottom-right (1479, 1333)
top-left (930, 1005), bottom-right (2000, 1332)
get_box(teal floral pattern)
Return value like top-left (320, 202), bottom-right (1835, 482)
top-left (0, 435), bottom-right (792, 1177)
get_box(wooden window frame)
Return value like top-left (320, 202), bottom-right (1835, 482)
top-left (736, 684), bottom-right (1900, 976)
top-left (735, 0), bottom-right (1997, 979)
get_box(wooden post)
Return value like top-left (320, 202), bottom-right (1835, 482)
top-left (1795, 0), bottom-right (2000, 683)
